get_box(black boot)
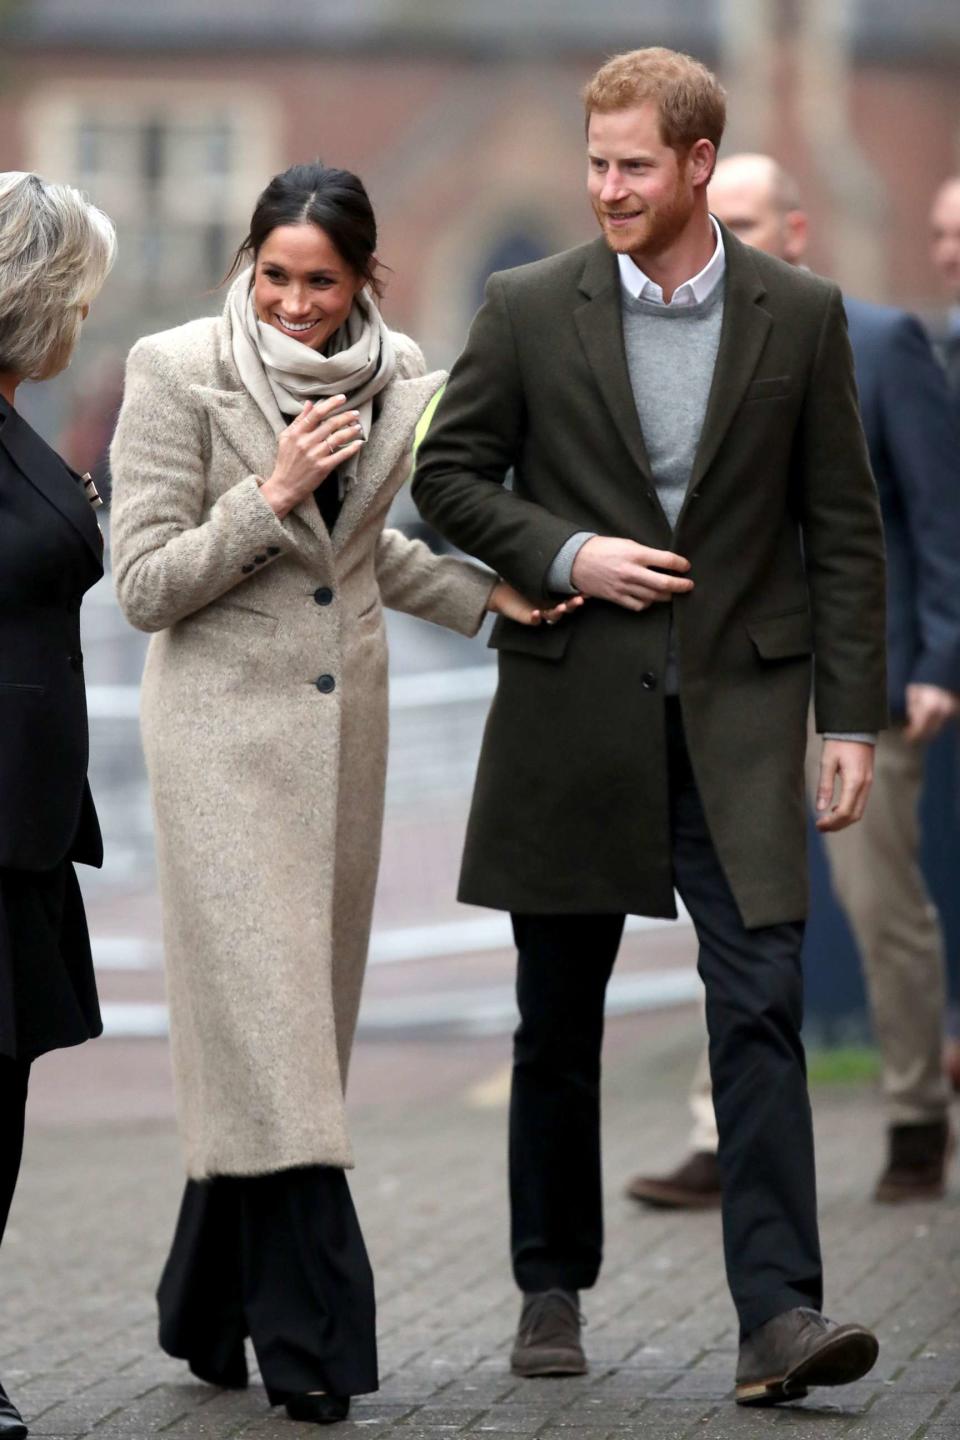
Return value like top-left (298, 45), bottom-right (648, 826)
top-left (284, 1393), bottom-right (350, 1425)
top-left (0, 1381), bottom-right (27, 1439)
top-left (874, 1120), bottom-right (953, 1203)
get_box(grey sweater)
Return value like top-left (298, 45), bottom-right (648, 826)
top-left (546, 279), bottom-right (874, 740)
top-left (549, 281), bottom-right (724, 692)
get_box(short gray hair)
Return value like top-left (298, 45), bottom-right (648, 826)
top-left (0, 171), bottom-right (116, 380)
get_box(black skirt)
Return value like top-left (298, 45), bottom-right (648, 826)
top-left (0, 860), bottom-right (102, 1060)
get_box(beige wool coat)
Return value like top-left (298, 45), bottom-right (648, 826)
top-left (109, 307), bottom-right (493, 1179)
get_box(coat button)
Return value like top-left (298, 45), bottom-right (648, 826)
top-left (315, 674), bottom-right (336, 693)
top-left (267, 546), bottom-right (281, 556)
top-left (314, 587), bottom-right (333, 606)
top-left (254, 553), bottom-right (267, 564)
top-left (241, 563), bottom-right (255, 574)
top-left (641, 671), bottom-right (658, 690)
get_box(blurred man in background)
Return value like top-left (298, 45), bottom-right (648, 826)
top-left (628, 153), bottom-right (960, 1211)
top-left (929, 176), bottom-right (960, 404)
top-left (928, 173), bottom-right (960, 1091)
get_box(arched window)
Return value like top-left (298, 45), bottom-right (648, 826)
top-left (472, 228), bottom-right (551, 310)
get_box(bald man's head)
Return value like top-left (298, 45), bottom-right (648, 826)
top-left (930, 177), bottom-right (960, 301)
top-left (708, 152), bottom-right (808, 264)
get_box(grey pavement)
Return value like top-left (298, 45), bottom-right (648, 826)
top-left (3, 1005), bottom-right (959, 1440)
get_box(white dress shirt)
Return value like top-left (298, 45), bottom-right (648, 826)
top-left (617, 216), bottom-right (726, 307)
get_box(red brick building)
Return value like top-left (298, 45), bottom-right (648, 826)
top-left (1, 0), bottom-right (958, 456)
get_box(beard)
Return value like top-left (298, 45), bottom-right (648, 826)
top-left (593, 184), bottom-right (696, 262)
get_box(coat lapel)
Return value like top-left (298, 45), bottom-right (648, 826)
top-left (332, 371), bottom-right (445, 553)
top-left (0, 396), bottom-right (103, 566)
top-left (198, 314), bottom-right (442, 564)
top-left (573, 240), bottom-right (654, 484)
top-left (687, 227), bottom-right (772, 492)
top-left (189, 377), bottom-right (335, 568)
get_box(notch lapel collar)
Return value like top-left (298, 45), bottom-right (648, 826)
top-left (573, 239), bottom-right (654, 484)
top-left (332, 371), bottom-right (445, 553)
top-left (0, 397), bottom-right (103, 566)
top-left (190, 373), bottom-right (334, 567)
top-left (688, 229), bottom-right (772, 491)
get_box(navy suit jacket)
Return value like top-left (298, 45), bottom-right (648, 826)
top-left (0, 395), bottom-right (104, 869)
top-left (844, 298), bottom-right (960, 717)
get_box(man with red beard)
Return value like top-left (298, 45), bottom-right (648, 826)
top-left (413, 48), bottom-right (886, 1405)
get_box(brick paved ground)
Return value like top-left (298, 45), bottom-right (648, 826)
top-left (2, 1007), bottom-right (958, 1440)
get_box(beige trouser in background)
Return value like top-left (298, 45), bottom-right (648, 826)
top-left (688, 722), bottom-right (950, 1151)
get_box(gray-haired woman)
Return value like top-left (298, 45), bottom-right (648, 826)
top-left (0, 172), bottom-right (116, 1440)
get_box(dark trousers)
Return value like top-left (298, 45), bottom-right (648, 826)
top-left (510, 699), bottom-right (822, 1338)
top-left (158, 1166), bottom-right (378, 1402)
top-left (0, 1057), bottom-right (30, 1246)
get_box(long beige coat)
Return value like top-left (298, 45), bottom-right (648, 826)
top-left (109, 308), bottom-right (493, 1179)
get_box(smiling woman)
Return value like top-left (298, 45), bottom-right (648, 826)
top-left (108, 160), bottom-right (578, 1428)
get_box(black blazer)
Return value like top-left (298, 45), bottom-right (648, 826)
top-left (845, 299), bottom-right (960, 715)
top-left (0, 395), bottom-right (104, 870)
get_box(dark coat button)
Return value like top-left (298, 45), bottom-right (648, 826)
top-left (241, 563), bottom-right (255, 573)
top-left (315, 674), bottom-right (336, 693)
top-left (314, 587), bottom-right (333, 606)
top-left (641, 671), bottom-right (658, 690)
top-left (254, 553), bottom-right (267, 564)
top-left (267, 546), bottom-right (281, 556)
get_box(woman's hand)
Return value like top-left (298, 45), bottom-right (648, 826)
top-left (488, 581), bottom-right (585, 627)
top-left (258, 396), bottom-right (365, 519)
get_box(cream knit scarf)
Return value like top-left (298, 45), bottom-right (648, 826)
top-left (227, 265), bottom-right (396, 490)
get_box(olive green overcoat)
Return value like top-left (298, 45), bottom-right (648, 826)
top-left (412, 225), bottom-right (887, 928)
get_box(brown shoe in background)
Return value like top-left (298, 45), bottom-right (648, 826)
top-left (873, 1120), bottom-right (954, 1203)
top-left (736, 1307), bottom-right (878, 1406)
top-left (510, 1289), bottom-right (587, 1377)
top-left (625, 1151), bottom-right (721, 1209)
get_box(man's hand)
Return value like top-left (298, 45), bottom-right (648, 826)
top-left (571, 537), bottom-right (693, 612)
top-left (904, 683), bottom-right (960, 744)
top-left (815, 740), bottom-right (874, 832)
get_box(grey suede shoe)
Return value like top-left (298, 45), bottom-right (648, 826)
top-left (736, 1307), bottom-right (879, 1405)
top-left (510, 1289), bottom-right (587, 1377)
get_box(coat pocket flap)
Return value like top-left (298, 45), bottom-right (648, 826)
top-left (744, 375), bottom-right (792, 401)
top-left (188, 601), bottom-right (279, 636)
top-left (488, 615), bottom-right (573, 660)
top-left (746, 608), bottom-right (813, 660)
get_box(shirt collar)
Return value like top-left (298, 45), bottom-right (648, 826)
top-left (618, 215), bottom-right (725, 308)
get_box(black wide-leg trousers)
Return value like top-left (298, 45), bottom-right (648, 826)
top-left (510, 698), bottom-right (823, 1338)
top-left (0, 1057), bottom-right (30, 1245)
top-left (158, 1166), bottom-right (378, 1402)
